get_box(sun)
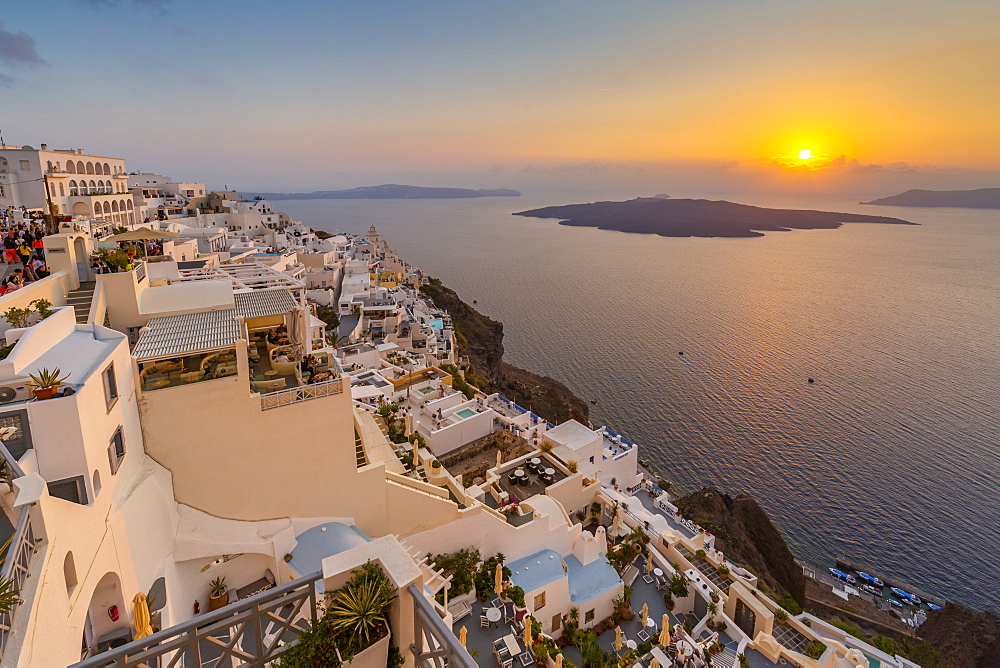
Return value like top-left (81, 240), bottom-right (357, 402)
top-left (798, 149), bottom-right (812, 160)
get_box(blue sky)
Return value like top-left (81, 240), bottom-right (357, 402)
top-left (2, 1), bottom-right (998, 194)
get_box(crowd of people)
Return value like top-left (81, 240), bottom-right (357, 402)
top-left (0, 215), bottom-right (50, 293)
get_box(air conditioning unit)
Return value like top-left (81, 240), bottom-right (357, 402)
top-left (0, 382), bottom-right (32, 405)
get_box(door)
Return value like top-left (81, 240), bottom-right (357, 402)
top-left (551, 613), bottom-right (562, 634)
top-left (734, 599), bottom-right (757, 638)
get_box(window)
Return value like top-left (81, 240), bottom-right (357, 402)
top-left (108, 427), bottom-right (125, 474)
top-left (533, 592), bottom-right (546, 610)
top-left (48, 476), bottom-right (87, 504)
top-left (19, 160), bottom-right (29, 171)
top-left (0, 410), bottom-right (33, 459)
top-left (64, 552), bottom-right (78, 596)
top-left (585, 609), bottom-right (595, 624)
top-left (103, 363), bottom-right (118, 411)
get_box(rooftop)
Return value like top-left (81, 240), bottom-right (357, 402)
top-left (132, 310), bottom-right (241, 360)
top-left (565, 553), bottom-right (621, 605)
top-left (508, 549), bottom-right (566, 593)
top-left (173, 262), bottom-right (304, 292)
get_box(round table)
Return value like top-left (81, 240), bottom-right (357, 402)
top-left (515, 470), bottom-right (525, 477)
top-left (645, 617), bottom-right (656, 628)
top-left (653, 568), bottom-right (664, 577)
top-left (485, 607), bottom-right (502, 623)
top-left (625, 639), bottom-right (637, 650)
top-left (148, 379), bottom-right (170, 389)
top-left (264, 370), bottom-right (278, 377)
top-left (544, 468), bottom-right (555, 476)
top-left (530, 458), bottom-right (541, 466)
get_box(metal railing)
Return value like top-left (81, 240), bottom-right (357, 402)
top-left (0, 440), bottom-right (39, 659)
top-left (72, 571), bottom-right (324, 668)
top-left (259, 376), bottom-right (343, 410)
top-left (408, 583), bottom-right (477, 668)
top-left (133, 261), bottom-right (146, 284)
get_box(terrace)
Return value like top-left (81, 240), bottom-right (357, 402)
top-left (494, 455), bottom-right (568, 504)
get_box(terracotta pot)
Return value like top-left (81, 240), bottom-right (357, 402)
top-left (208, 592), bottom-right (228, 611)
top-left (32, 387), bottom-right (57, 400)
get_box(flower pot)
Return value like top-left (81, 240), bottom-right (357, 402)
top-left (32, 387), bottom-right (57, 400)
top-left (208, 592), bottom-right (228, 611)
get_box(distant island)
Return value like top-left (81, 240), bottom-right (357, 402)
top-left (514, 197), bottom-right (916, 238)
top-left (246, 184), bottom-right (521, 200)
top-left (861, 188), bottom-right (1000, 209)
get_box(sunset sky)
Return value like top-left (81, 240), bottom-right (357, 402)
top-left (3, 0), bottom-right (998, 194)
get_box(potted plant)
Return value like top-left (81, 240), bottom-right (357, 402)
top-left (775, 609), bottom-right (788, 625)
top-left (695, 549), bottom-right (707, 561)
top-left (566, 460), bottom-right (578, 473)
top-left (664, 594), bottom-right (675, 610)
top-left (508, 585), bottom-right (526, 610)
top-left (710, 591), bottom-right (719, 603)
top-left (718, 564), bottom-right (731, 579)
top-left (706, 602), bottom-right (718, 628)
top-left (208, 576), bottom-right (228, 611)
top-left (29, 368), bottom-right (70, 400)
top-left (804, 641), bottom-right (827, 659)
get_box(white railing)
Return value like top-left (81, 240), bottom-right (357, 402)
top-left (0, 441), bottom-right (40, 660)
top-left (259, 377), bottom-right (343, 410)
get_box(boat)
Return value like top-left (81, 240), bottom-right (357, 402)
top-left (927, 603), bottom-right (942, 611)
top-left (857, 572), bottom-right (885, 587)
top-left (889, 599), bottom-right (903, 608)
top-left (891, 587), bottom-right (921, 605)
top-left (861, 585), bottom-right (881, 596)
top-left (829, 568), bottom-right (857, 585)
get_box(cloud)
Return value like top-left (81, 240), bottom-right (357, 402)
top-left (0, 22), bottom-right (48, 68)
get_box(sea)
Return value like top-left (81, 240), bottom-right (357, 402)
top-left (276, 190), bottom-right (999, 612)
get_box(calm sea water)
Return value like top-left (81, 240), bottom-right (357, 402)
top-left (278, 191), bottom-right (999, 611)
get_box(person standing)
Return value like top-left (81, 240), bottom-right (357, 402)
top-left (3, 235), bottom-right (17, 264)
top-left (17, 239), bottom-right (33, 267)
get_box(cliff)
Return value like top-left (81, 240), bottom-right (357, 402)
top-left (515, 197), bottom-right (916, 238)
top-left (419, 278), bottom-right (589, 424)
top-left (917, 603), bottom-right (999, 667)
top-left (673, 487), bottom-right (806, 606)
top-left (862, 188), bottom-right (1000, 209)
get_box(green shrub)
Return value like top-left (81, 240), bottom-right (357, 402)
top-left (776, 591), bottom-right (803, 615)
top-left (804, 641), bottom-right (826, 659)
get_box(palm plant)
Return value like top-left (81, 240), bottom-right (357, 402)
top-left (209, 577), bottom-right (227, 598)
top-left (325, 331), bottom-right (348, 348)
top-left (327, 561), bottom-right (397, 654)
top-left (669, 572), bottom-right (690, 599)
top-left (0, 575), bottom-right (22, 616)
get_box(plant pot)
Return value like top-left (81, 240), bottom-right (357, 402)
top-left (32, 387), bottom-right (57, 400)
top-left (776, 618), bottom-right (787, 625)
top-left (208, 592), bottom-right (228, 611)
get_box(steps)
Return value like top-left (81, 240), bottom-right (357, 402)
top-left (64, 282), bottom-right (96, 324)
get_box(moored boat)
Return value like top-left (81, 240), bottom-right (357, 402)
top-left (857, 571), bottom-right (885, 587)
top-left (829, 568), bottom-right (857, 585)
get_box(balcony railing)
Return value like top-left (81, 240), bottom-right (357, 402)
top-left (408, 583), bottom-right (477, 668)
top-left (259, 376), bottom-right (343, 411)
top-left (0, 441), bottom-right (40, 660)
top-left (72, 571), bottom-right (324, 668)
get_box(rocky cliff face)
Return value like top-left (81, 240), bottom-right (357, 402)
top-left (674, 487), bottom-right (806, 606)
top-left (420, 278), bottom-right (589, 424)
top-left (917, 603), bottom-right (999, 668)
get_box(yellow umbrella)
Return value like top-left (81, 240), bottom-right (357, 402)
top-left (611, 512), bottom-right (620, 537)
top-left (650, 660), bottom-right (661, 668)
top-left (132, 592), bottom-right (154, 640)
top-left (495, 562), bottom-right (504, 595)
top-left (459, 626), bottom-right (467, 648)
top-left (641, 603), bottom-right (649, 628)
top-left (646, 557), bottom-right (654, 573)
top-left (496, 449), bottom-right (503, 470)
top-left (613, 626), bottom-right (623, 652)
top-left (659, 616), bottom-right (671, 646)
top-left (555, 654), bottom-right (563, 668)
top-left (524, 616), bottom-right (534, 648)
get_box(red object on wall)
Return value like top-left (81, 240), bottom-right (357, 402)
top-left (108, 605), bottom-right (120, 622)
top-left (193, 600), bottom-right (200, 615)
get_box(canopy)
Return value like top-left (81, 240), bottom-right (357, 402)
top-left (108, 227), bottom-right (179, 242)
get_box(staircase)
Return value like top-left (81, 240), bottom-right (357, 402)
top-left (65, 282), bottom-right (96, 324)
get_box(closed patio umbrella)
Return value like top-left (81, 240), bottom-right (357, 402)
top-left (641, 602), bottom-right (649, 628)
top-left (495, 562), bottom-right (504, 595)
top-left (614, 626), bottom-right (623, 652)
top-left (650, 660), bottom-right (660, 668)
top-left (659, 616), bottom-right (671, 646)
top-left (523, 616), bottom-right (533, 648)
top-left (555, 653), bottom-right (563, 668)
top-left (459, 626), bottom-right (467, 648)
top-left (646, 556), bottom-right (654, 573)
top-left (496, 449), bottom-right (503, 471)
top-left (611, 512), bottom-right (620, 537)
top-left (132, 592), bottom-right (154, 640)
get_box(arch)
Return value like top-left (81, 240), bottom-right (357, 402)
top-left (119, 199), bottom-right (127, 212)
top-left (102, 201), bottom-right (111, 215)
top-left (89, 180), bottom-right (96, 193)
top-left (92, 202), bottom-right (101, 216)
top-left (85, 162), bottom-right (94, 174)
top-left (76, 160), bottom-right (85, 174)
top-left (64, 552), bottom-right (79, 595)
top-left (69, 180), bottom-right (78, 196)
top-left (111, 200), bottom-right (119, 213)
top-left (72, 202), bottom-right (90, 216)
top-left (128, 212), bottom-right (134, 224)
top-left (92, 470), bottom-right (102, 498)
top-left (86, 572), bottom-right (128, 650)
top-left (102, 163), bottom-right (111, 175)
top-left (66, 161), bottom-right (76, 174)
top-left (126, 200), bottom-right (133, 210)
top-left (58, 182), bottom-right (65, 197)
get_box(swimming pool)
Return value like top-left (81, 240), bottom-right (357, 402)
top-left (431, 318), bottom-right (444, 330)
top-left (456, 408), bottom-right (477, 419)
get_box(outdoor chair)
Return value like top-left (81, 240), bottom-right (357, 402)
top-left (493, 639), bottom-right (509, 655)
top-left (655, 579), bottom-right (668, 591)
top-left (481, 614), bottom-right (490, 628)
top-left (501, 657), bottom-right (513, 668)
top-left (491, 596), bottom-right (504, 608)
top-left (504, 603), bottom-right (515, 623)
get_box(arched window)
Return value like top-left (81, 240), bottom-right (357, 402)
top-left (119, 199), bottom-right (127, 212)
top-left (85, 162), bottom-right (94, 174)
top-left (102, 163), bottom-right (111, 175)
top-left (92, 470), bottom-right (102, 498)
top-left (103, 201), bottom-right (111, 214)
top-left (58, 182), bottom-right (65, 197)
top-left (126, 200), bottom-right (133, 210)
top-left (89, 180), bottom-right (96, 194)
top-left (76, 160), bottom-right (85, 173)
top-left (64, 552), bottom-right (78, 596)
top-left (47, 160), bottom-right (53, 172)
top-left (128, 212), bottom-right (134, 224)
top-left (111, 201), bottom-right (119, 213)
top-left (66, 161), bottom-right (76, 174)
top-left (69, 180), bottom-right (78, 196)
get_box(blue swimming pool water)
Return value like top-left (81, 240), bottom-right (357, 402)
top-left (431, 318), bottom-right (444, 330)
top-left (456, 408), bottom-right (477, 419)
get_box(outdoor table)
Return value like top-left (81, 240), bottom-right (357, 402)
top-left (650, 647), bottom-right (670, 665)
top-left (264, 370), bottom-right (278, 377)
top-left (530, 458), bottom-right (541, 466)
top-left (625, 639), bottom-right (637, 650)
top-left (653, 568), bottom-right (664, 577)
top-left (544, 468), bottom-right (555, 476)
top-left (486, 607), bottom-right (502, 623)
top-left (502, 634), bottom-right (520, 655)
top-left (515, 470), bottom-right (525, 477)
top-left (645, 617), bottom-right (656, 629)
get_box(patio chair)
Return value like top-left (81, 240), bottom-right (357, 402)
top-left (491, 596), bottom-right (504, 608)
top-left (519, 651), bottom-right (534, 666)
top-left (501, 657), bottom-right (514, 668)
top-left (655, 579), bottom-right (668, 591)
top-left (481, 614), bottom-right (490, 628)
top-left (493, 639), bottom-right (509, 655)
top-left (504, 603), bottom-right (515, 624)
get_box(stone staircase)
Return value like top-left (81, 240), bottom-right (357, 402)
top-left (64, 282), bottom-right (96, 324)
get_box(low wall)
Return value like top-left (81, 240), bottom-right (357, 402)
top-left (0, 273), bottom-right (75, 337)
